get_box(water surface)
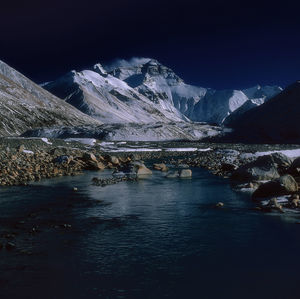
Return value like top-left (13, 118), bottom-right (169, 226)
top-left (0, 169), bottom-right (300, 299)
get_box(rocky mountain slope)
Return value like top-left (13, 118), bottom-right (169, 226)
top-left (44, 58), bottom-right (282, 125)
top-left (43, 63), bottom-right (187, 124)
top-left (0, 60), bottom-right (100, 136)
top-left (225, 81), bottom-right (300, 143)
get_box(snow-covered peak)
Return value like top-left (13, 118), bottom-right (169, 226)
top-left (92, 63), bottom-right (107, 76)
top-left (242, 85), bottom-right (282, 101)
top-left (43, 57), bottom-right (283, 126)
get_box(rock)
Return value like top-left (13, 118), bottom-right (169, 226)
top-left (82, 152), bottom-right (97, 162)
top-left (136, 165), bottom-right (152, 176)
top-left (252, 174), bottom-right (298, 199)
top-left (288, 157), bottom-right (300, 176)
top-left (165, 170), bottom-right (179, 178)
top-left (232, 154), bottom-right (282, 182)
top-left (179, 169), bottom-right (192, 178)
top-left (17, 145), bottom-right (24, 153)
top-left (291, 198), bottom-right (300, 208)
top-left (270, 153), bottom-right (292, 173)
top-left (110, 156), bottom-right (120, 165)
top-left (153, 163), bottom-right (168, 172)
top-left (290, 194), bottom-right (300, 200)
top-left (215, 202), bottom-right (224, 208)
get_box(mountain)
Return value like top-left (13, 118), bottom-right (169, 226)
top-left (0, 60), bottom-right (100, 136)
top-left (225, 81), bottom-right (300, 143)
top-left (44, 62), bottom-right (187, 124)
top-left (0, 57), bottom-right (284, 142)
top-left (44, 58), bottom-right (282, 125)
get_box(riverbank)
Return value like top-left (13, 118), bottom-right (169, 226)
top-left (1, 137), bottom-right (300, 186)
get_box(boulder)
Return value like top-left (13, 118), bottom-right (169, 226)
top-left (153, 163), bottom-right (168, 172)
top-left (136, 165), bottom-right (152, 176)
top-left (271, 152), bottom-right (292, 171)
top-left (17, 145), bottom-right (24, 153)
top-left (179, 169), bottom-right (192, 178)
top-left (110, 156), bottom-right (120, 165)
top-left (232, 154), bottom-right (284, 182)
top-left (290, 198), bottom-right (300, 208)
top-left (82, 152), bottom-right (97, 162)
top-left (252, 174), bottom-right (298, 199)
top-left (288, 157), bottom-right (300, 176)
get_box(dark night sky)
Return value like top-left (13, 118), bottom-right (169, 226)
top-left (1, 0), bottom-right (300, 89)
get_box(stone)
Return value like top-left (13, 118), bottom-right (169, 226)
top-left (232, 154), bottom-right (282, 182)
top-left (136, 165), bottom-right (152, 176)
top-left (153, 163), bottom-right (168, 172)
top-left (291, 198), bottom-right (300, 208)
top-left (179, 169), bottom-right (192, 178)
top-left (110, 156), bottom-right (120, 165)
top-left (252, 174), bottom-right (298, 199)
top-left (271, 153), bottom-right (292, 173)
top-left (82, 152), bottom-right (97, 162)
top-left (17, 145), bottom-right (24, 153)
top-left (288, 157), bottom-right (300, 176)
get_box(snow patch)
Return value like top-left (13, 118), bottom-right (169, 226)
top-left (41, 137), bottom-right (52, 145)
top-left (241, 149), bottom-right (300, 159)
top-left (23, 150), bottom-right (34, 154)
top-left (64, 138), bottom-right (97, 146)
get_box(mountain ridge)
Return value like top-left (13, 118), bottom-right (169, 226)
top-left (43, 57), bottom-right (282, 126)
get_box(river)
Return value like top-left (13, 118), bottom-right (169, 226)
top-left (1, 168), bottom-right (300, 299)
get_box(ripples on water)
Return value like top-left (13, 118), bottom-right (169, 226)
top-left (1, 169), bottom-right (300, 299)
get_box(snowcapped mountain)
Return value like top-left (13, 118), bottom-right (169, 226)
top-left (0, 60), bottom-right (100, 136)
top-left (0, 57), bottom-right (285, 141)
top-left (242, 85), bottom-right (283, 103)
top-left (44, 58), bottom-right (282, 125)
top-left (44, 62), bottom-right (187, 124)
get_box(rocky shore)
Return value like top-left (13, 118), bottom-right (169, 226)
top-left (1, 137), bottom-right (300, 214)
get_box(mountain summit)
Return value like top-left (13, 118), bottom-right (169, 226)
top-left (44, 58), bottom-right (282, 125)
